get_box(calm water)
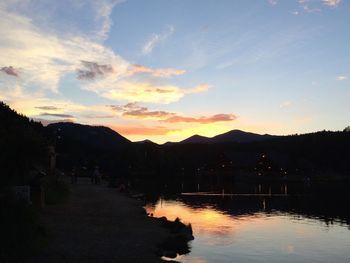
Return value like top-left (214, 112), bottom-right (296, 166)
top-left (145, 196), bottom-right (350, 263)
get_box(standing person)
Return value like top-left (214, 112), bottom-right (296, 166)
top-left (93, 166), bottom-right (101, 184)
top-left (90, 168), bottom-right (94, 184)
top-left (71, 167), bottom-right (77, 184)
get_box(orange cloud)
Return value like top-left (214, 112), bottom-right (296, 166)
top-left (129, 64), bottom-right (186, 78)
top-left (185, 83), bottom-right (210, 94)
top-left (162, 113), bottom-right (237, 124)
top-left (111, 103), bottom-right (175, 119)
top-left (110, 103), bottom-right (236, 124)
top-left (112, 125), bottom-right (177, 135)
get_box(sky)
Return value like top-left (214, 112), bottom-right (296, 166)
top-left (0, 0), bottom-right (349, 143)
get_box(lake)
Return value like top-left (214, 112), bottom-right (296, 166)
top-left (145, 194), bottom-right (350, 263)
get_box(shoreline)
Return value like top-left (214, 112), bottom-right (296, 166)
top-left (29, 178), bottom-right (175, 263)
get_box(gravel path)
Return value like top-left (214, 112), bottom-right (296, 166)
top-left (29, 178), bottom-right (166, 263)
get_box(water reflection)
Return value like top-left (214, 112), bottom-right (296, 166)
top-left (146, 197), bottom-right (350, 263)
top-left (146, 200), bottom-right (240, 239)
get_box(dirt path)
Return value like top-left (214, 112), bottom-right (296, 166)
top-left (30, 178), bottom-right (166, 263)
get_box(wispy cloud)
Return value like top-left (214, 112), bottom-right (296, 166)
top-left (128, 64), bottom-right (185, 78)
top-left (35, 106), bottom-right (62, 111)
top-left (142, 25), bottom-right (174, 55)
top-left (322, 0), bottom-right (341, 7)
top-left (336, 75), bottom-right (347, 81)
top-left (298, 0), bottom-right (321, 13)
top-left (185, 84), bottom-right (210, 94)
top-left (39, 112), bottom-right (75, 118)
top-left (268, 0), bottom-right (328, 13)
top-left (280, 101), bottom-right (292, 108)
top-left (297, 0), bottom-right (341, 13)
top-left (268, 0), bottom-right (278, 6)
top-left (93, 0), bottom-right (124, 41)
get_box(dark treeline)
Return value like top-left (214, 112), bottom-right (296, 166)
top-left (47, 121), bottom-right (350, 195)
top-left (1, 101), bottom-right (350, 193)
top-left (0, 102), bottom-right (50, 188)
top-left (0, 103), bottom-right (53, 262)
top-left (131, 131), bottom-right (350, 185)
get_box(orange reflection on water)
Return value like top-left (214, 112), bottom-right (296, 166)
top-left (146, 199), bottom-right (350, 263)
top-left (145, 199), bottom-right (262, 238)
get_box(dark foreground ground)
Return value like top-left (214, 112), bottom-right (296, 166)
top-left (29, 178), bottom-right (167, 263)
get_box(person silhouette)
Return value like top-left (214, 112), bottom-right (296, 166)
top-left (93, 166), bottom-right (101, 184)
top-left (71, 167), bottom-right (77, 184)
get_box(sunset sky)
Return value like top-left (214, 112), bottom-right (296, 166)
top-left (0, 0), bottom-right (349, 143)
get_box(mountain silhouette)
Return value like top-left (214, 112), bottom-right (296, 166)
top-left (46, 122), bottom-right (132, 173)
top-left (180, 134), bottom-right (210, 144)
top-left (178, 129), bottom-right (276, 144)
top-left (135, 139), bottom-right (158, 145)
top-left (47, 122), bottom-right (130, 151)
top-left (211, 129), bottom-right (276, 143)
